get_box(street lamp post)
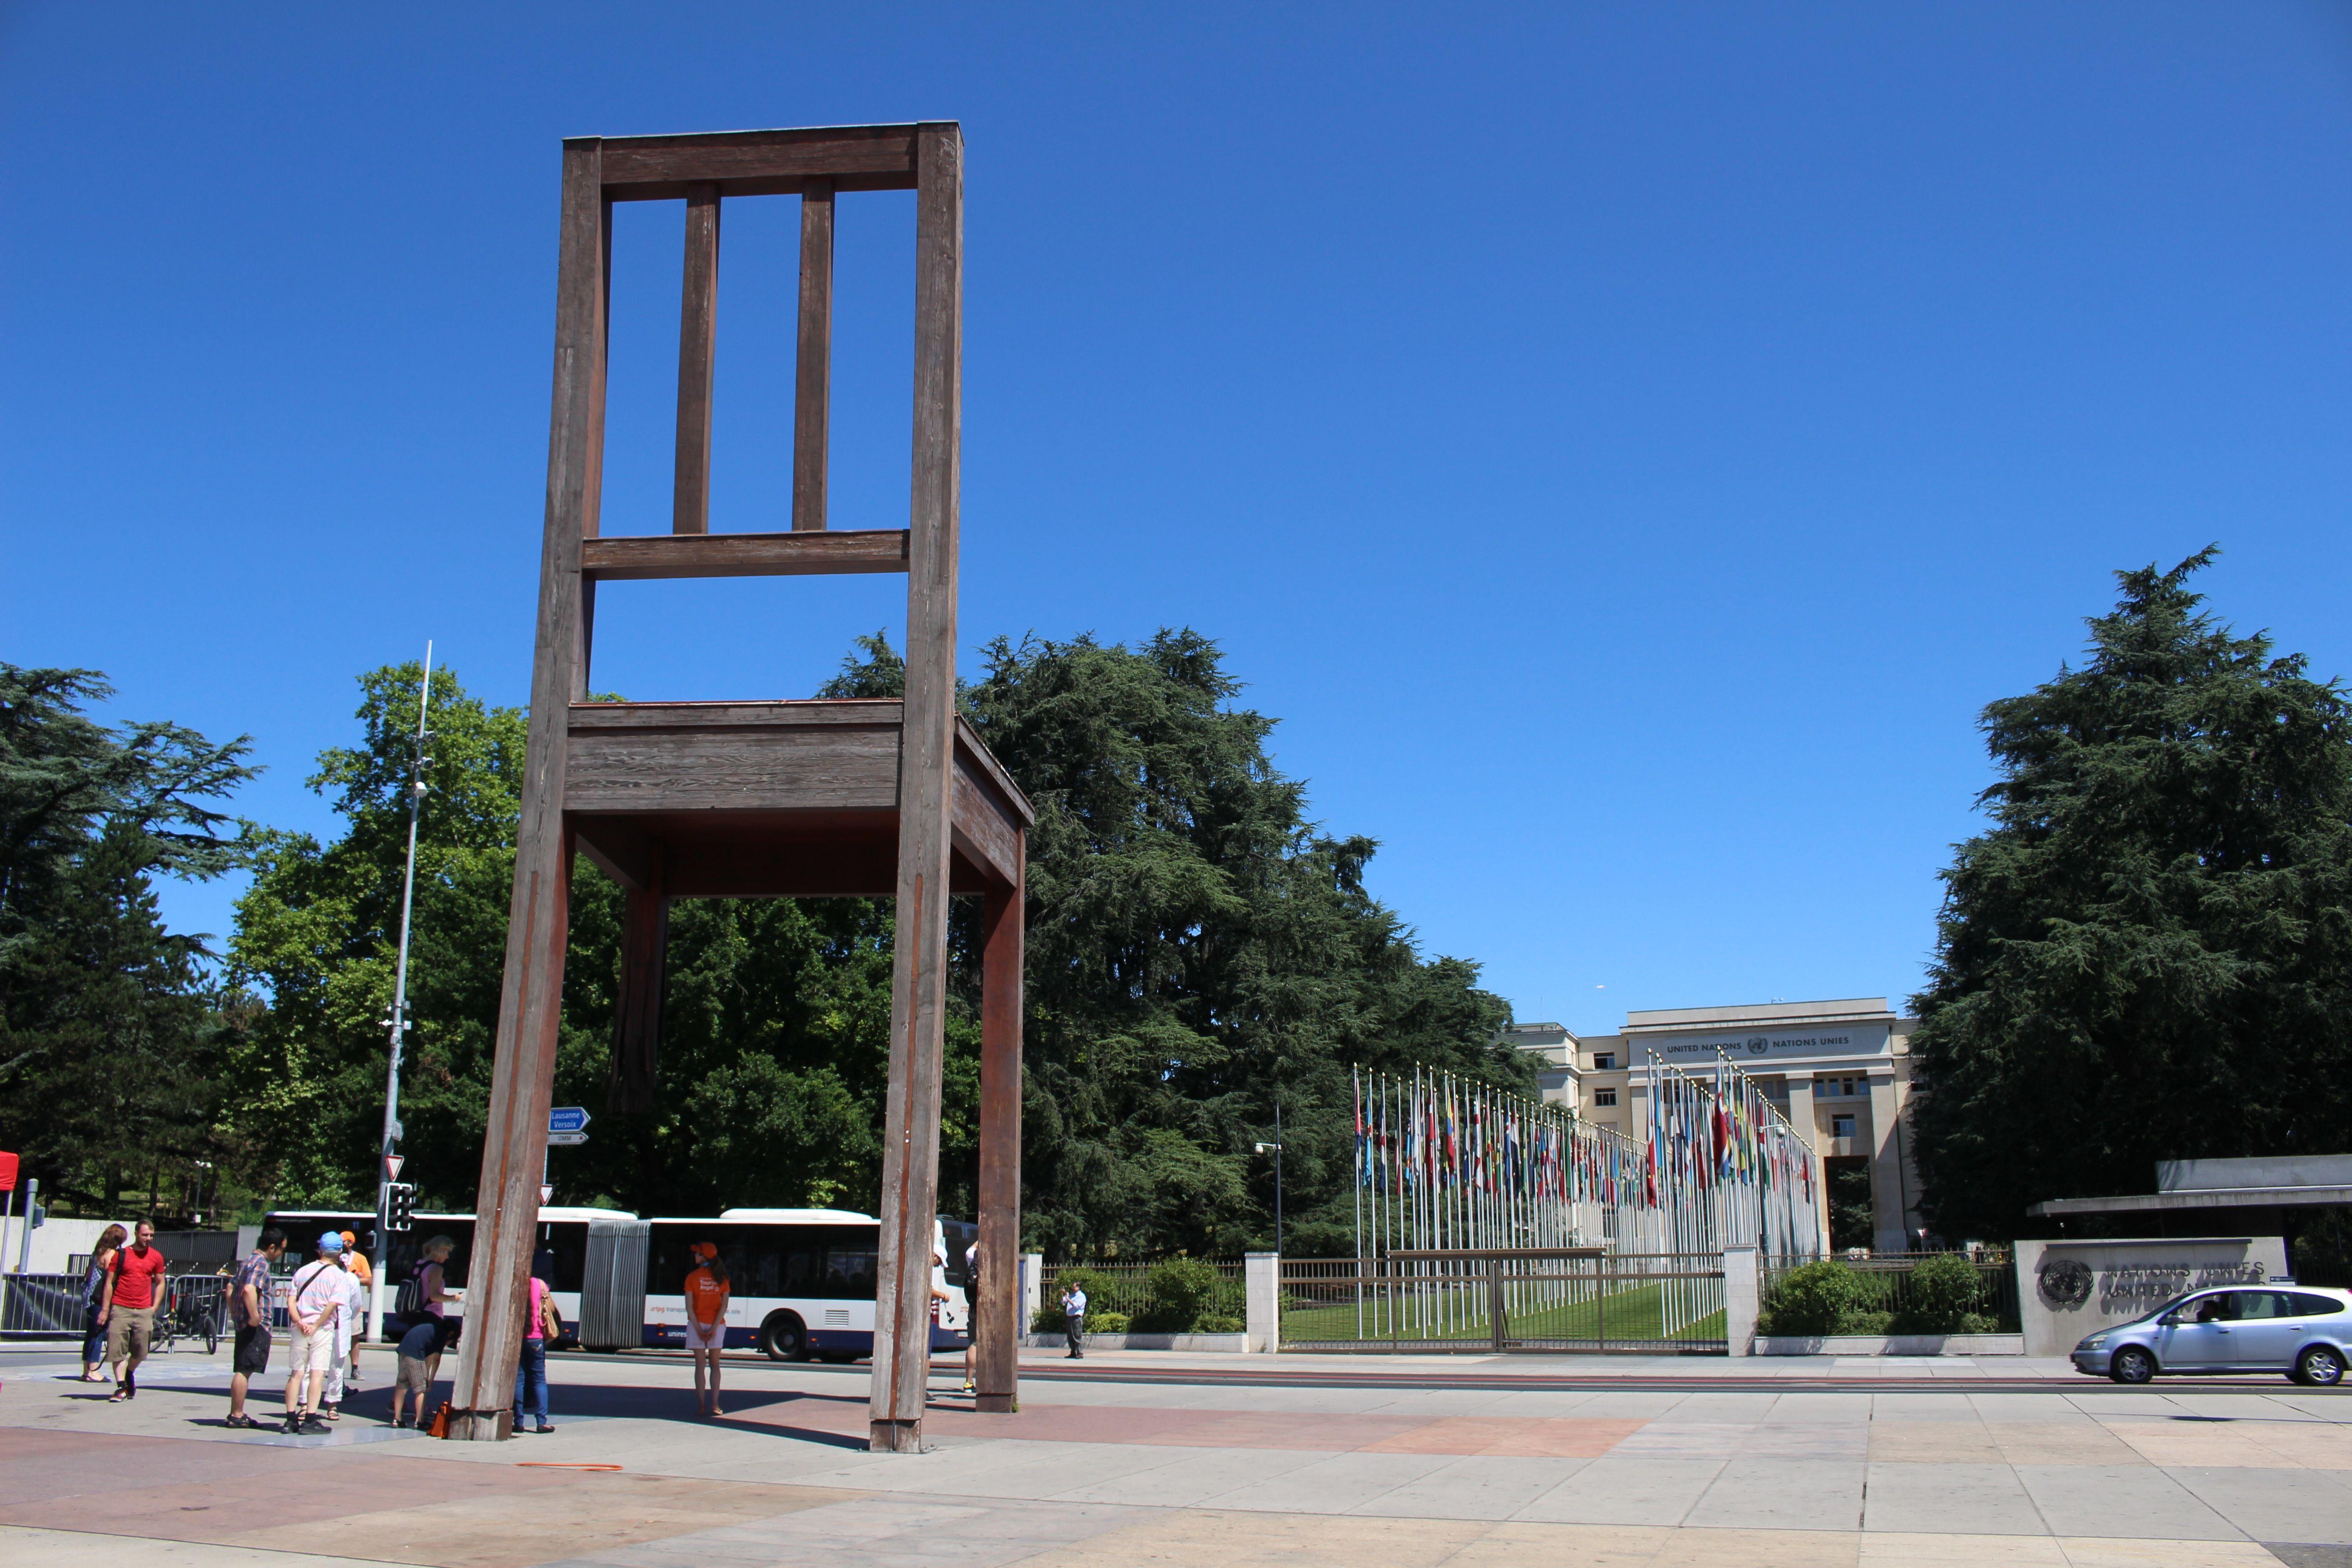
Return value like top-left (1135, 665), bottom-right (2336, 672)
top-left (1254, 1103), bottom-right (1285, 1258)
top-left (368, 643), bottom-right (433, 1346)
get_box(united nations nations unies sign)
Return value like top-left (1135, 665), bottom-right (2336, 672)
top-left (2012, 1236), bottom-right (2292, 1357)
top-left (1640, 1024), bottom-right (1890, 1066)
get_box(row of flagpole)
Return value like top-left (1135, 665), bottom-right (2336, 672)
top-left (1348, 1051), bottom-right (1824, 1342)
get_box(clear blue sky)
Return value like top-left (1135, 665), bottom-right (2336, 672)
top-left (6, 4), bottom-right (2349, 1038)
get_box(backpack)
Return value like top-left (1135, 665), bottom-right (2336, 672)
top-left (394, 1259), bottom-right (432, 1320)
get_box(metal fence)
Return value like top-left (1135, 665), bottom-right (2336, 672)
top-left (1762, 1251), bottom-right (2019, 1333)
top-left (1280, 1250), bottom-right (1728, 1353)
top-left (0, 1272), bottom-right (232, 1343)
top-left (1039, 1260), bottom-right (1247, 1331)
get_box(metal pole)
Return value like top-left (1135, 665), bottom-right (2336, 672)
top-left (1273, 1101), bottom-right (1284, 1259)
top-left (369, 642), bottom-right (432, 1346)
top-left (15, 1178), bottom-right (36, 1272)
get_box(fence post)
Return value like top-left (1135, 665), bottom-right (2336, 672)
top-left (1245, 1252), bottom-right (1280, 1353)
top-left (1020, 1252), bottom-right (1043, 1341)
top-left (1723, 1245), bottom-right (1759, 1357)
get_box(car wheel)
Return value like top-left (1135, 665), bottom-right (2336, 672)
top-left (2293, 1344), bottom-right (2345, 1387)
top-left (2110, 1346), bottom-right (2157, 1385)
top-left (760, 1312), bottom-right (810, 1362)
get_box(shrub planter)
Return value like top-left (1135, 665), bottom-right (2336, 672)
top-left (1753, 1333), bottom-right (2025, 1357)
top-left (1019, 1332), bottom-right (1250, 1352)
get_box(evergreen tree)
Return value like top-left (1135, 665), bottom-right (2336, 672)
top-left (1910, 549), bottom-right (2352, 1239)
top-left (0, 665), bottom-right (258, 1211)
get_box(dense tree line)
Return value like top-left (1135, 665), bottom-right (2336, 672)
top-left (0, 666), bottom-right (258, 1213)
top-left (1911, 550), bottom-right (2352, 1245)
top-left (222, 630), bottom-right (1531, 1256)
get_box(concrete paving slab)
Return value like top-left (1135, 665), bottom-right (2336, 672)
top-left (1, 1525), bottom-right (364, 1567)
top-left (1863, 1461), bottom-right (2049, 1536)
top-left (2013, 1463), bottom-right (2247, 1541)
top-left (1346, 1454), bottom-right (1581, 1520)
top-left (1684, 1456), bottom-right (1867, 1531)
top-left (2161, 1465), bottom-right (2352, 1547)
top-left (1193, 1449), bottom-right (1460, 1514)
top-left (1511, 1454), bottom-right (1726, 1524)
top-left (1045, 1444), bottom-right (1333, 1508)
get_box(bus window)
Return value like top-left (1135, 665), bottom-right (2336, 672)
top-left (824, 1234), bottom-right (879, 1299)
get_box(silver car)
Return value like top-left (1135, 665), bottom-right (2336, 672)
top-left (2072, 1284), bottom-right (2352, 1386)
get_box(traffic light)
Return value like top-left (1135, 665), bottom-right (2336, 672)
top-left (386, 1182), bottom-right (416, 1232)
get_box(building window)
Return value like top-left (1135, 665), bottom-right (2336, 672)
top-left (1593, 1053), bottom-right (1615, 1070)
top-left (1594, 1088), bottom-right (1617, 1107)
top-left (1831, 1113), bottom-right (1856, 1139)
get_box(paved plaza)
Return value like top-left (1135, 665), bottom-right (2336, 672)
top-left (1, 1343), bottom-right (2346, 1567)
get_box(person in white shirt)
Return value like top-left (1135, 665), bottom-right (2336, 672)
top-left (283, 1233), bottom-right (348, 1434)
top-left (321, 1246), bottom-right (368, 1419)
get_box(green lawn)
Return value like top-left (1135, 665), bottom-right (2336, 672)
top-left (1280, 1282), bottom-right (1725, 1347)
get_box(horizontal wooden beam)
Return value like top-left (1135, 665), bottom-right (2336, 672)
top-left (589, 125), bottom-right (924, 200)
top-left (580, 529), bottom-right (908, 581)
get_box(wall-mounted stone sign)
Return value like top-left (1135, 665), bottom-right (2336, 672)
top-left (2013, 1236), bottom-right (2290, 1358)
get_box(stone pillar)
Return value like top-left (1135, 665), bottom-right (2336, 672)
top-left (1020, 1252), bottom-right (1044, 1341)
top-left (1245, 1252), bottom-right (1281, 1353)
top-left (1867, 1072), bottom-right (1907, 1253)
top-left (1723, 1245), bottom-right (1759, 1357)
top-left (1784, 1074), bottom-right (1827, 1253)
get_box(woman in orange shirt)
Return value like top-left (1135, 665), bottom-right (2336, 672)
top-left (683, 1242), bottom-right (730, 1417)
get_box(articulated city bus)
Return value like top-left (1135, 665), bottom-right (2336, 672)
top-left (261, 1206), bottom-right (970, 1359)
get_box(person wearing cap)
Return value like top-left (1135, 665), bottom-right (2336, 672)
top-left (282, 1232), bottom-right (347, 1433)
top-left (338, 1230), bottom-right (373, 1383)
top-left (683, 1242), bottom-right (730, 1416)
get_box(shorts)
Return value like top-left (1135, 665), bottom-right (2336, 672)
top-left (395, 1354), bottom-right (431, 1395)
top-left (290, 1326), bottom-right (336, 1375)
top-left (233, 1324), bottom-right (273, 1376)
top-left (684, 1316), bottom-right (725, 1351)
top-left (105, 1305), bottom-right (154, 1363)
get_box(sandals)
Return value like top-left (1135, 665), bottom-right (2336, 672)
top-left (225, 1413), bottom-right (264, 1429)
top-left (107, 1390), bottom-right (127, 1403)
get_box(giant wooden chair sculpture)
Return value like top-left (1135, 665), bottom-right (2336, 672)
top-left (447, 123), bottom-right (1028, 1452)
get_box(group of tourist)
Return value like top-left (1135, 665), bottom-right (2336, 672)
top-left (78, 1223), bottom-right (999, 1435)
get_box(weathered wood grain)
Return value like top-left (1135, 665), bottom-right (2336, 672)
top-left (956, 718), bottom-right (1036, 825)
top-left (600, 124), bottom-right (919, 197)
top-left (452, 137), bottom-right (606, 1441)
top-left (793, 180), bottom-right (834, 532)
top-left (672, 184), bottom-right (720, 535)
top-left (580, 529), bottom-right (906, 581)
top-left (568, 698), bottom-right (903, 730)
top-left (872, 121), bottom-right (963, 1454)
top-left (975, 836), bottom-right (1024, 1414)
top-left (951, 759), bottom-right (1022, 888)
top-left (565, 727), bottom-right (902, 814)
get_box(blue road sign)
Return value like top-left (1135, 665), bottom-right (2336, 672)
top-left (549, 1106), bottom-right (591, 1135)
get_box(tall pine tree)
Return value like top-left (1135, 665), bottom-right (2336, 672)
top-left (1911, 550), bottom-right (2352, 1240)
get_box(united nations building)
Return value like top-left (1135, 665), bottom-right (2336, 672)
top-left (1507, 997), bottom-right (1926, 1254)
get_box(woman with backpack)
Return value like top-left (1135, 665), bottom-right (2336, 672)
top-left (79, 1225), bottom-right (127, 1382)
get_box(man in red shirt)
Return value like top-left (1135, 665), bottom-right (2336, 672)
top-left (98, 1219), bottom-right (169, 1401)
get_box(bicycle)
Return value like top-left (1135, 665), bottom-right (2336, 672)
top-left (154, 1276), bottom-right (225, 1356)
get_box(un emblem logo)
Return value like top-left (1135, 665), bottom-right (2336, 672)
top-left (1745, 1036), bottom-right (1769, 1055)
top-left (2038, 1258), bottom-right (2093, 1310)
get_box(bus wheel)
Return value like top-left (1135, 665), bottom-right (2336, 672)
top-left (760, 1312), bottom-right (810, 1362)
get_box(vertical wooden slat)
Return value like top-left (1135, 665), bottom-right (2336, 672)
top-left (792, 179), bottom-right (834, 532)
top-left (975, 840), bottom-right (1024, 1414)
top-left (672, 183), bottom-right (720, 534)
top-left (449, 140), bottom-right (608, 1442)
top-left (869, 121), bottom-right (962, 1455)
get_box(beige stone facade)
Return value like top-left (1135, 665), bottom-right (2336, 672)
top-left (1509, 998), bottom-right (1926, 1253)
